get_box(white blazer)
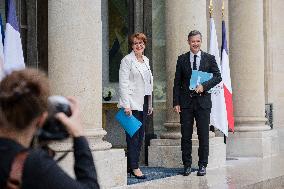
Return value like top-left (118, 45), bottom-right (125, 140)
top-left (118, 51), bottom-right (153, 111)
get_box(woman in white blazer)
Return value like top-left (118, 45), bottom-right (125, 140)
top-left (118, 33), bottom-right (153, 179)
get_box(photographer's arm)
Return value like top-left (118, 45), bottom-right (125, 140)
top-left (26, 137), bottom-right (99, 189)
top-left (51, 97), bottom-right (100, 189)
top-left (73, 136), bottom-right (100, 189)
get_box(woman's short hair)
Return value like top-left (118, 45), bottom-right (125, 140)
top-left (0, 68), bottom-right (50, 130)
top-left (128, 32), bottom-right (147, 46)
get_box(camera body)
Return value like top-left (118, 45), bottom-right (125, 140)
top-left (37, 96), bottom-right (72, 141)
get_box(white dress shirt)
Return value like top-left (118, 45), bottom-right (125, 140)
top-left (137, 62), bottom-right (152, 95)
top-left (190, 50), bottom-right (201, 70)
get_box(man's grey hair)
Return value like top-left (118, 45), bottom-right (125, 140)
top-left (188, 30), bottom-right (202, 40)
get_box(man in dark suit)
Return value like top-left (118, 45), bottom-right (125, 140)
top-left (173, 30), bottom-right (221, 176)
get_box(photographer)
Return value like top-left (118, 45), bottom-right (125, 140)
top-left (0, 69), bottom-right (100, 189)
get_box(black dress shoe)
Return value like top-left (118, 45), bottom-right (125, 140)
top-left (197, 165), bottom-right (206, 176)
top-left (129, 170), bottom-right (146, 179)
top-left (183, 166), bottom-right (192, 176)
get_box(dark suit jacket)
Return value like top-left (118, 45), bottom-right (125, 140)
top-left (173, 51), bottom-right (222, 109)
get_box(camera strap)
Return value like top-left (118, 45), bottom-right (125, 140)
top-left (41, 144), bottom-right (71, 163)
top-left (6, 150), bottom-right (29, 189)
top-left (5, 148), bottom-right (70, 189)
top-left (55, 150), bottom-right (71, 162)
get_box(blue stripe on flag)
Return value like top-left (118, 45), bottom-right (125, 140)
top-left (6, 0), bottom-right (19, 32)
top-left (221, 20), bottom-right (228, 56)
top-left (3, 0), bottom-right (25, 75)
top-left (0, 14), bottom-right (4, 45)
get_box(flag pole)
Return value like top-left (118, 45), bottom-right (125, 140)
top-left (222, 1), bottom-right (226, 140)
top-left (209, 0), bottom-right (213, 18)
top-left (222, 0), bottom-right (225, 19)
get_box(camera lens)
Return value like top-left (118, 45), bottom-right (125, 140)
top-left (37, 96), bottom-right (72, 141)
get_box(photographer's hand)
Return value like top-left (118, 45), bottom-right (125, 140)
top-left (55, 96), bottom-right (83, 138)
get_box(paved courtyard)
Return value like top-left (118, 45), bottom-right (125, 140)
top-left (113, 153), bottom-right (284, 189)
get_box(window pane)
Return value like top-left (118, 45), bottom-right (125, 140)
top-left (152, 0), bottom-right (166, 135)
top-left (21, 28), bottom-right (27, 63)
top-left (20, 0), bottom-right (27, 25)
top-left (108, 0), bottom-right (129, 82)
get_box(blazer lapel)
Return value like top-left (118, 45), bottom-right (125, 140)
top-left (144, 57), bottom-right (151, 70)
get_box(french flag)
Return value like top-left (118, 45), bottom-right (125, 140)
top-left (221, 20), bottom-right (234, 132)
top-left (0, 14), bottom-right (4, 80)
top-left (209, 17), bottom-right (228, 136)
top-left (3, 0), bottom-right (25, 75)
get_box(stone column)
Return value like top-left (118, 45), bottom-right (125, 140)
top-left (48, 1), bottom-right (126, 188)
top-left (149, 0), bottom-right (226, 169)
top-left (160, 0), bottom-right (208, 139)
top-left (227, 0), bottom-right (278, 157)
top-left (266, 0), bottom-right (284, 152)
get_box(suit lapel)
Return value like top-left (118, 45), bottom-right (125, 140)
top-left (184, 51), bottom-right (191, 71)
top-left (199, 51), bottom-right (206, 71)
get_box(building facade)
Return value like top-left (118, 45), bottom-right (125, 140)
top-left (2, 0), bottom-right (284, 188)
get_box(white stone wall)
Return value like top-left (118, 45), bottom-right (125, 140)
top-left (268, 0), bottom-right (284, 151)
top-left (48, 0), bottom-right (102, 129)
top-left (270, 0), bottom-right (284, 129)
top-left (48, 1), bottom-right (127, 188)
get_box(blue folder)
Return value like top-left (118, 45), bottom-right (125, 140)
top-left (115, 108), bottom-right (142, 137)
top-left (189, 70), bottom-right (213, 92)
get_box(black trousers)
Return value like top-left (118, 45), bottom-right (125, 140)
top-left (180, 97), bottom-right (210, 167)
top-left (126, 110), bottom-right (144, 169)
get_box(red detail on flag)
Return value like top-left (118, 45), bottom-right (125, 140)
top-left (223, 85), bottom-right (234, 132)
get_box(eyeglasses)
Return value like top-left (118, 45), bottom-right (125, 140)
top-left (133, 41), bottom-right (144, 46)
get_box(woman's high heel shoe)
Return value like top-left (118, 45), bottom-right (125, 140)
top-left (129, 169), bottom-right (146, 179)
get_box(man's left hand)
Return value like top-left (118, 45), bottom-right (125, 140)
top-left (147, 107), bottom-right (153, 115)
top-left (195, 85), bottom-right (204, 93)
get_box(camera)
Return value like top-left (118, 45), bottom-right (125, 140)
top-left (37, 95), bottom-right (72, 141)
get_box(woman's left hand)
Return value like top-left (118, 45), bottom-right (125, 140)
top-left (147, 107), bottom-right (153, 115)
